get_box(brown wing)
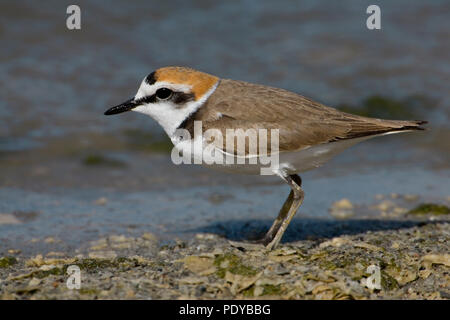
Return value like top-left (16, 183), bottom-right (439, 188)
top-left (183, 79), bottom-right (426, 155)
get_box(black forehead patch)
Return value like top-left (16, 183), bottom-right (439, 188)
top-left (134, 91), bottom-right (194, 107)
top-left (145, 72), bottom-right (157, 85)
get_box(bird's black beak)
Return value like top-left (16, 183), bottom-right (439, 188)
top-left (104, 98), bottom-right (138, 115)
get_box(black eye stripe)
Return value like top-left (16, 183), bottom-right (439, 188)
top-left (135, 91), bottom-right (194, 106)
top-left (172, 92), bottom-right (194, 105)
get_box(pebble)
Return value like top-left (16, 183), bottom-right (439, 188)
top-left (95, 197), bottom-right (108, 205)
top-left (329, 198), bottom-right (354, 219)
top-left (141, 232), bottom-right (157, 241)
top-left (404, 194), bottom-right (419, 202)
top-left (88, 251), bottom-right (117, 259)
top-left (28, 278), bottom-right (41, 287)
top-left (373, 200), bottom-right (395, 212)
top-left (44, 237), bottom-right (58, 244)
top-left (0, 214), bottom-right (21, 225)
top-left (1, 219), bottom-right (449, 300)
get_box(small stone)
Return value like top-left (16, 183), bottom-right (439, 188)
top-left (100, 290), bottom-right (110, 297)
top-left (109, 235), bottom-right (132, 249)
top-left (88, 251), bottom-right (117, 259)
top-left (182, 256), bottom-right (217, 276)
top-left (392, 207), bottom-right (408, 215)
top-left (422, 254), bottom-right (450, 267)
top-left (15, 286), bottom-right (39, 295)
top-left (255, 277), bottom-right (284, 286)
top-left (46, 252), bottom-right (65, 257)
top-left (374, 200), bottom-right (395, 212)
top-left (39, 264), bottom-right (56, 271)
top-left (195, 244), bottom-right (207, 251)
top-left (211, 248), bottom-right (224, 256)
top-left (28, 278), bottom-right (41, 287)
top-left (390, 242), bottom-right (400, 249)
top-left (195, 233), bottom-right (218, 240)
top-left (109, 235), bottom-right (128, 243)
top-left (26, 254), bottom-right (44, 267)
top-left (329, 199), bottom-right (354, 219)
top-left (271, 248), bottom-right (297, 256)
top-left (319, 237), bottom-right (349, 248)
top-left (393, 269), bottom-right (417, 286)
top-left (332, 198), bottom-right (353, 210)
top-left (267, 249), bottom-right (297, 263)
top-left (353, 242), bottom-right (383, 252)
top-left (403, 194), bottom-right (419, 202)
top-left (253, 286), bottom-right (264, 297)
top-left (32, 166), bottom-right (48, 176)
top-left (228, 240), bottom-right (264, 251)
top-left (89, 238), bottom-right (108, 251)
top-left (1, 293), bottom-right (16, 300)
top-left (141, 232), bottom-right (157, 241)
top-left (355, 263), bottom-right (365, 271)
top-left (44, 237), bottom-right (58, 244)
top-left (95, 197), bottom-right (108, 205)
top-left (418, 268), bottom-right (432, 279)
top-left (312, 284), bottom-right (333, 295)
top-left (125, 290), bottom-right (135, 299)
top-left (179, 276), bottom-right (209, 285)
top-left (0, 214), bottom-right (21, 225)
top-left (225, 271), bottom-right (262, 295)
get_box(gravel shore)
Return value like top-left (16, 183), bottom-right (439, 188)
top-left (1, 207), bottom-right (448, 300)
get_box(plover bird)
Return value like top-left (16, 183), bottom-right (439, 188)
top-left (104, 66), bottom-right (426, 250)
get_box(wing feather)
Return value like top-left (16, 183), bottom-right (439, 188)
top-left (183, 79), bottom-right (426, 155)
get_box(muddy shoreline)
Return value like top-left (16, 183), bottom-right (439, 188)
top-left (1, 206), bottom-right (448, 300)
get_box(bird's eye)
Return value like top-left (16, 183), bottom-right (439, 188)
top-left (155, 88), bottom-right (172, 100)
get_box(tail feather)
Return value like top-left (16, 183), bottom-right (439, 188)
top-left (388, 119), bottom-right (427, 131)
top-left (409, 120), bottom-right (428, 128)
top-left (338, 118), bottom-right (428, 140)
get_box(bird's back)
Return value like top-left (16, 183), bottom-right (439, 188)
top-left (185, 78), bottom-right (426, 154)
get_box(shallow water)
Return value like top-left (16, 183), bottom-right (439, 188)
top-left (0, 0), bottom-right (449, 253)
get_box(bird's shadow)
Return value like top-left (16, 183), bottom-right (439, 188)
top-left (184, 218), bottom-right (437, 243)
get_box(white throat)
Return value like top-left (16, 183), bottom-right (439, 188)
top-left (133, 80), bottom-right (219, 139)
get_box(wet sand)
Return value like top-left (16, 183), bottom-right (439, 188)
top-left (1, 214), bottom-right (449, 300)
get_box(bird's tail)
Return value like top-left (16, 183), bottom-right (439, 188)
top-left (340, 118), bottom-right (428, 140)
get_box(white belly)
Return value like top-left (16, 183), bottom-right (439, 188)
top-left (205, 136), bottom-right (375, 175)
top-left (172, 135), bottom-right (377, 176)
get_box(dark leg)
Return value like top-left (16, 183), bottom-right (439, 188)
top-left (256, 174), bottom-right (304, 250)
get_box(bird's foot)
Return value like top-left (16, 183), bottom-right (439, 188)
top-left (248, 234), bottom-right (279, 250)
